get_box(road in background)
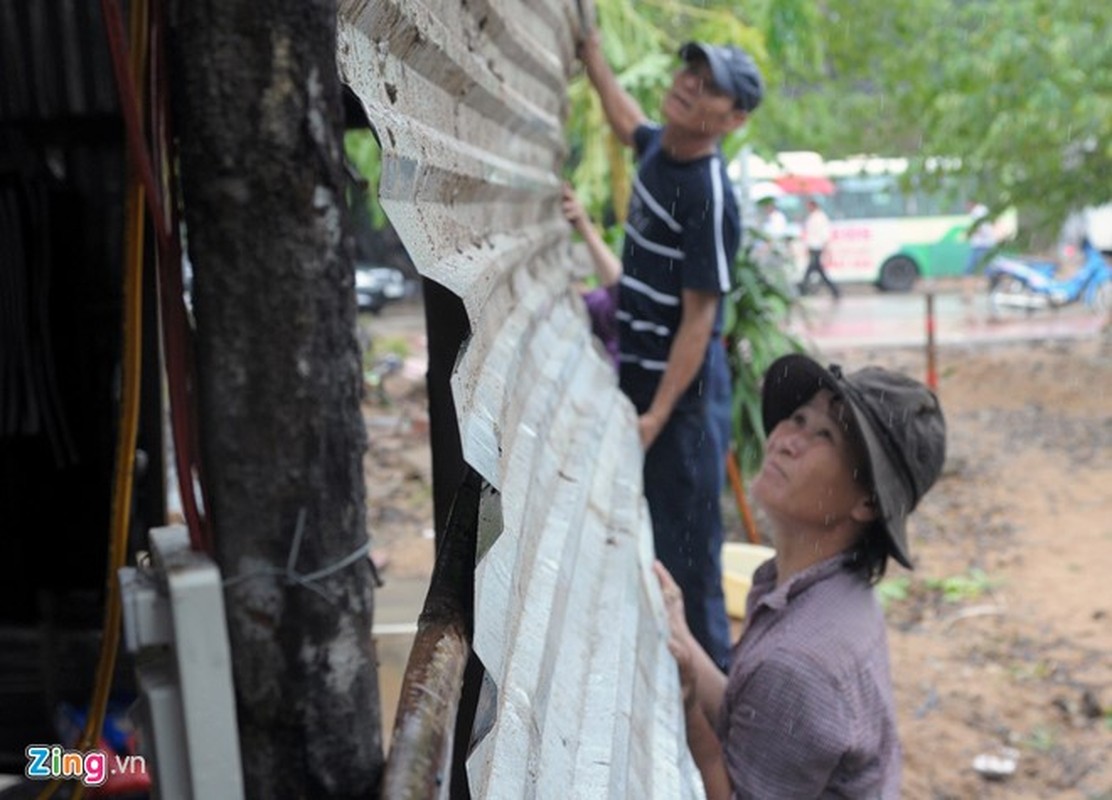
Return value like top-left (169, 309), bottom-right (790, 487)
top-left (374, 283), bottom-right (1108, 355)
top-left (788, 284), bottom-right (1107, 352)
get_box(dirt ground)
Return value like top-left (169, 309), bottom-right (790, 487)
top-left (361, 304), bottom-right (1111, 800)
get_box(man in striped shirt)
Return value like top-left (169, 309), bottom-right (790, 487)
top-left (580, 30), bottom-right (763, 667)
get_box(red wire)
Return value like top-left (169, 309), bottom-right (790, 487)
top-left (101, 0), bottom-right (214, 554)
top-left (147, 0), bottom-right (214, 554)
top-left (100, 0), bottom-right (167, 251)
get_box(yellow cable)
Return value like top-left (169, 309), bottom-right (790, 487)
top-left (38, 3), bottom-right (148, 797)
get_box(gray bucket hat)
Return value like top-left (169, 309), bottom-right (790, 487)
top-left (679, 41), bottom-right (763, 112)
top-left (760, 354), bottom-right (947, 569)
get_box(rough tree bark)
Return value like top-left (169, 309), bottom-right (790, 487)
top-left (168, 1), bottom-right (384, 796)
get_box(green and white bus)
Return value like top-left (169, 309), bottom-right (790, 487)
top-left (738, 152), bottom-right (1016, 291)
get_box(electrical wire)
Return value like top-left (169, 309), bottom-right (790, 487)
top-left (36, 3), bottom-right (147, 797)
top-left (148, 0), bottom-right (215, 555)
top-left (38, 0), bottom-right (216, 791)
top-left (103, 0), bottom-right (214, 557)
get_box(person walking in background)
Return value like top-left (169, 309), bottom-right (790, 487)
top-left (657, 354), bottom-right (947, 798)
top-left (800, 197), bottom-right (840, 298)
top-left (578, 26), bottom-right (762, 668)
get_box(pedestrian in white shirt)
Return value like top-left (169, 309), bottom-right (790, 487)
top-left (801, 198), bottom-right (839, 299)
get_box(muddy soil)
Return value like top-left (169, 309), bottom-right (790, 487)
top-left (362, 304), bottom-right (1111, 800)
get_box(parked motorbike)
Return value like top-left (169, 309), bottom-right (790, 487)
top-left (986, 240), bottom-right (1111, 315)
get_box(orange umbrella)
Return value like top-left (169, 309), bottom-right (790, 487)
top-left (775, 174), bottom-right (835, 195)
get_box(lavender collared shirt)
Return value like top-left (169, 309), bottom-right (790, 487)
top-left (717, 555), bottom-right (901, 799)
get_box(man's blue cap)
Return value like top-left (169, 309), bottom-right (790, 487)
top-left (679, 42), bottom-right (764, 113)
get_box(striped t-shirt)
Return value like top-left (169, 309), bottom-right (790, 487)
top-left (617, 124), bottom-right (739, 411)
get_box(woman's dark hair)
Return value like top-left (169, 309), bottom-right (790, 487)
top-left (843, 520), bottom-right (890, 585)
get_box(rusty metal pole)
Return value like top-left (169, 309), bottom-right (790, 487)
top-left (419, 276), bottom-right (481, 799)
top-left (382, 468), bottom-right (480, 799)
top-left (725, 450), bottom-right (760, 544)
top-left (925, 292), bottom-right (938, 392)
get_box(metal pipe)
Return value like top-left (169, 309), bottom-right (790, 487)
top-left (726, 449), bottom-right (760, 544)
top-left (382, 469), bottom-right (481, 799)
top-left (382, 621), bottom-right (470, 799)
top-left (925, 292), bottom-right (938, 392)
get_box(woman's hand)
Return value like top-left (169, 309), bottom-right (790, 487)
top-left (653, 560), bottom-right (689, 637)
top-left (561, 183), bottom-right (588, 232)
top-left (654, 560), bottom-right (697, 710)
top-left (576, 26), bottom-right (602, 64)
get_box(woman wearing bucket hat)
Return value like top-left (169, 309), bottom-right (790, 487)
top-left (656, 353), bottom-right (946, 798)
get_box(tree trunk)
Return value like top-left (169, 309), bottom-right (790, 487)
top-left (168, 1), bottom-right (384, 796)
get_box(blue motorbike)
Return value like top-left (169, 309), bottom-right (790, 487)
top-left (986, 240), bottom-right (1111, 315)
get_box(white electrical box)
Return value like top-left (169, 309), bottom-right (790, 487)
top-left (119, 524), bottom-right (245, 799)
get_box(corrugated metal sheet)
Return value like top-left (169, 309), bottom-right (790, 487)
top-left (337, 2), bottom-right (704, 798)
top-left (0, 0), bottom-right (118, 122)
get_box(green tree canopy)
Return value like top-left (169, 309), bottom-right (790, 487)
top-left (564, 0), bottom-right (773, 221)
top-left (760, 0), bottom-right (1112, 242)
top-left (352, 0), bottom-right (1111, 242)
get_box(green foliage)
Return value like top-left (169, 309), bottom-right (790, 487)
top-left (1023, 725), bottom-right (1057, 753)
top-left (761, 0), bottom-right (1112, 244)
top-left (346, 0), bottom-right (1112, 245)
top-left (344, 130), bottom-right (387, 229)
top-left (875, 569), bottom-right (1001, 612)
top-left (923, 568), bottom-right (998, 603)
top-left (761, 0), bottom-right (822, 66)
top-left (565, 0), bottom-right (774, 224)
top-left (372, 335), bottom-right (411, 360)
top-left (344, 0), bottom-right (1112, 456)
top-left (875, 576), bottom-right (911, 609)
top-left (920, 1), bottom-right (1112, 241)
top-left (1009, 659), bottom-right (1055, 682)
top-left (562, 1), bottom-right (811, 479)
top-left (362, 335), bottom-right (410, 405)
top-left (722, 236), bottom-right (804, 476)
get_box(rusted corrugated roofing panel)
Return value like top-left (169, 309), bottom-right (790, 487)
top-left (338, 2), bottom-right (703, 796)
